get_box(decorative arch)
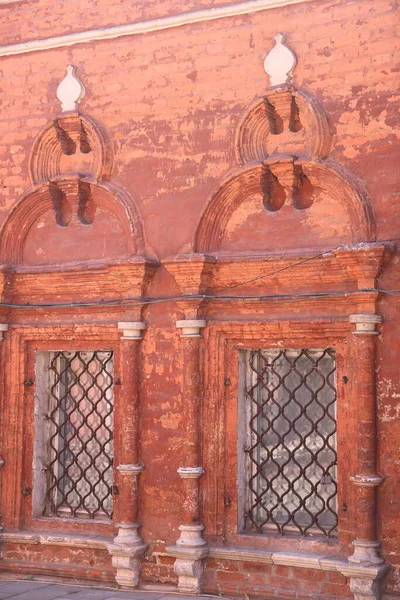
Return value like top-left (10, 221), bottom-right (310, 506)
top-left (193, 161), bottom-right (375, 254)
top-left (3, 66), bottom-right (156, 270)
top-left (194, 48), bottom-right (375, 257)
top-left (235, 88), bottom-right (331, 165)
top-left (29, 112), bottom-right (113, 184)
top-left (0, 177), bottom-right (146, 265)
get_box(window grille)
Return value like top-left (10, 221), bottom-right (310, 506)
top-left (243, 348), bottom-right (338, 537)
top-left (44, 351), bottom-right (114, 520)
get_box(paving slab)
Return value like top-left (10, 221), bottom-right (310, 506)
top-left (7, 585), bottom-right (91, 600)
top-left (53, 590), bottom-right (164, 600)
top-left (51, 591), bottom-right (121, 600)
top-left (158, 597), bottom-right (222, 600)
top-left (0, 582), bottom-right (51, 598)
top-left (0, 583), bottom-right (228, 600)
top-left (100, 594), bottom-right (165, 600)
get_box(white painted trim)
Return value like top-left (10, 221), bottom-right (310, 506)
top-left (176, 319), bottom-right (207, 337)
top-left (0, 0), bottom-right (316, 57)
top-left (177, 466), bottom-right (205, 478)
top-left (118, 321), bottom-right (147, 339)
top-left (0, 323), bottom-right (7, 341)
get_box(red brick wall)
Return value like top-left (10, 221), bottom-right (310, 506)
top-left (203, 560), bottom-right (351, 600)
top-left (0, 0), bottom-right (398, 597)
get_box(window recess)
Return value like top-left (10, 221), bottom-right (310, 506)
top-left (34, 350), bottom-right (114, 521)
top-left (241, 348), bottom-right (338, 538)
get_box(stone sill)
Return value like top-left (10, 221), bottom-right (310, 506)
top-left (207, 546), bottom-right (390, 579)
top-left (0, 531), bottom-right (112, 550)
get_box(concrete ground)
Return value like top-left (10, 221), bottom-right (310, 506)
top-left (0, 581), bottom-right (226, 600)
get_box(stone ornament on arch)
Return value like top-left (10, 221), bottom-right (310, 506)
top-left (29, 111), bottom-right (113, 185)
top-left (29, 66), bottom-right (113, 185)
top-left (264, 33), bottom-right (297, 87)
top-left (56, 65), bottom-right (85, 112)
top-left (235, 88), bottom-right (332, 164)
top-left (236, 34), bottom-right (331, 164)
top-left (235, 34), bottom-right (332, 165)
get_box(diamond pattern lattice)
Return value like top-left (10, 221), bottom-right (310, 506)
top-left (245, 348), bottom-right (338, 537)
top-left (46, 351), bottom-right (114, 519)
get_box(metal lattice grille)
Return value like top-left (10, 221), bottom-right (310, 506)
top-left (244, 348), bottom-right (338, 537)
top-left (45, 351), bottom-right (114, 520)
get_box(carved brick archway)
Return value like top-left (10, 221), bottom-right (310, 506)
top-left (194, 160), bottom-right (375, 254)
top-left (0, 177), bottom-right (147, 265)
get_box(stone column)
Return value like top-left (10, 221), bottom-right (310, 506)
top-left (167, 319), bottom-right (209, 594)
top-left (0, 324), bottom-right (7, 532)
top-left (108, 322), bottom-right (147, 589)
top-left (348, 314), bottom-right (384, 565)
top-left (347, 314), bottom-right (388, 600)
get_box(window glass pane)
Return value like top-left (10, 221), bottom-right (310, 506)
top-left (244, 348), bottom-right (338, 537)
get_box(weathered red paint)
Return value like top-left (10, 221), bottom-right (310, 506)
top-left (0, 0), bottom-right (398, 597)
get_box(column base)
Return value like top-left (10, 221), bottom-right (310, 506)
top-left (107, 523), bottom-right (147, 589)
top-left (341, 560), bottom-right (390, 600)
top-left (175, 557), bottom-right (204, 594)
top-left (350, 577), bottom-right (380, 600)
top-left (349, 541), bottom-right (384, 565)
top-left (176, 524), bottom-right (207, 547)
top-left (166, 544), bottom-right (210, 594)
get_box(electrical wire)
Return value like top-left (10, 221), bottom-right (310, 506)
top-left (1, 238), bottom-right (399, 309)
top-left (215, 237), bottom-right (400, 294)
top-left (2, 288), bottom-right (400, 309)
top-left (214, 248), bottom-right (334, 294)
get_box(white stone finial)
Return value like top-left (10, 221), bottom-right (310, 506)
top-left (56, 65), bottom-right (85, 112)
top-left (263, 33), bottom-right (297, 87)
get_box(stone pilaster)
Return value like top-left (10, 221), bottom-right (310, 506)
top-left (167, 319), bottom-right (209, 593)
top-left (0, 325), bottom-right (6, 533)
top-left (347, 314), bottom-right (388, 600)
top-left (108, 322), bottom-right (147, 589)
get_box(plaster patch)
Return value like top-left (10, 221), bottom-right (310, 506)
top-left (380, 403), bottom-right (400, 423)
top-left (160, 413), bottom-right (182, 429)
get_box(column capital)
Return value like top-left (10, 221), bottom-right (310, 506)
top-left (176, 319), bottom-right (206, 338)
top-left (118, 321), bottom-right (147, 339)
top-left (349, 314), bottom-right (382, 335)
top-left (0, 324), bottom-right (8, 340)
